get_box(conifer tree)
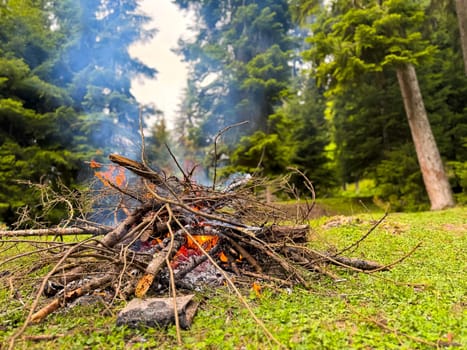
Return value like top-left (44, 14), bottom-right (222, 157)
top-left (62, 0), bottom-right (157, 159)
top-left (174, 0), bottom-right (294, 177)
top-left (295, 0), bottom-right (455, 209)
top-left (0, 1), bottom-right (80, 224)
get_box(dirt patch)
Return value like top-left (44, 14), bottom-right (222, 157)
top-left (442, 223), bottom-right (467, 236)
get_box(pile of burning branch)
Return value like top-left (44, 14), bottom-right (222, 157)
top-left (0, 152), bottom-right (401, 344)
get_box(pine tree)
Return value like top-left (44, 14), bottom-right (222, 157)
top-left (0, 1), bottom-right (80, 224)
top-left (295, 0), bottom-right (455, 209)
top-left (0, 0), bottom-right (158, 225)
top-left (62, 0), bottom-right (157, 159)
top-left (174, 0), bottom-right (294, 177)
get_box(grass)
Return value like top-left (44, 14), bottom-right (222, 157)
top-left (0, 206), bottom-right (466, 349)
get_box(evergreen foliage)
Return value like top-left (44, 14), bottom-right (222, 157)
top-left (279, 76), bottom-right (337, 194)
top-left (0, 1), bottom-right (80, 225)
top-left (59, 0), bottom-right (156, 159)
top-left (173, 0), bottom-right (295, 179)
top-left (0, 0), bottom-right (156, 225)
top-left (294, 0), bottom-right (466, 207)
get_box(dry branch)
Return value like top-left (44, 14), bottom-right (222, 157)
top-left (0, 226), bottom-right (110, 237)
top-left (330, 256), bottom-right (388, 271)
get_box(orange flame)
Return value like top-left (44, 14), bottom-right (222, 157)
top-left (186, 235), bottom-right (219, 251)
top-left (90, 160), bottom-right (126, 187)
top-left (219, 251), bottom-right (229, 263)
top-left (89, 159), bottom-right (102, 168)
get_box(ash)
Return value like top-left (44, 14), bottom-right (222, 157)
top-left (176, 259), bottom-right (225, 290)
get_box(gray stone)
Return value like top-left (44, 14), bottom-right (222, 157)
top-left (116, 294), bottom-right (198, 329)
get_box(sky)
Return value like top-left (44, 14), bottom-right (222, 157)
top-left (129, 0), bottom-right (193, 128)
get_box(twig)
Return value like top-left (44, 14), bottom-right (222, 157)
top-left (365, 242), bottom-right (422, 272)
top-left (222, 235), bottom-right (263, 273)
top-left (287, 167), bottom-right (316, 220)
top-left (240, 270), bottom-right (295, 287)
top-left (165, 143), bottom-right (190, 186)
top-left (0, 242), bottom-right (82, 269)
top-left (7, 237), bottom-right (96, 350)
top-left (164, 208), bottom-right (182, 345)
top-left (331, 212), bottom-right (388, 258)
top-left (143, 179), bottom-right (254, 229)
top-left (135, 205), bottom-right (184, 298)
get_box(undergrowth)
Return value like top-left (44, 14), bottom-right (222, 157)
top-left (0, 207), bottom-right (465, 349)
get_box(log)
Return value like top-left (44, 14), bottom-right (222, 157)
top-left (135, 233), bottom-right (185, 298)
top-left (0, 226), bottom-right (110, 238)
top-left (109, 154), bottom-right (165, 185)
top-left (99, 202), bottom-right (158, 248)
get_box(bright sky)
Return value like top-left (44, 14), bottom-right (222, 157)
top-left (129, 0), bottom-right (193, 128)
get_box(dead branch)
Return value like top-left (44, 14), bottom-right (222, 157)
top-left (0, 226), bottom-right (110, 238)
top-left (22, 334), bottom-right (66, 342)
top-left (330, 256), bottom-right (388, 271)
top-left (98, 202), bottom-right (160, 248)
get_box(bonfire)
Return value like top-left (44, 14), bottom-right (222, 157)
top-left (1, 149), bottom-right (408, 348)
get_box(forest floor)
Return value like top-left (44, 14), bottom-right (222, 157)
top-left (0, 204), bottom-right (465, 349)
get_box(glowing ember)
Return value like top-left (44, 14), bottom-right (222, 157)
top-left (185, 235), bottom-right (219, 251)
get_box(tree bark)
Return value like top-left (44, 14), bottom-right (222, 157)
top-left (396, 63), bottom-right (455, 210)
top-left (455, 0), bottom-right (467, 75)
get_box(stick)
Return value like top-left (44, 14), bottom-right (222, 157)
top-left (0, 226), bottom-right (110, 237)
top-left (331, 212), bottom-right (388, 258)
top-left (165, 249), bottom-right (182, 345)
top-left (99, 203), bottom-right (157, 248)
top-left (330, 256), bottom-right (387, 271)
top-left (222, 235), bottom-right (263, 273)
top-left (23, 334), bottom-right (65, 341)
top-left (240, 270), bottom-right (295, 287)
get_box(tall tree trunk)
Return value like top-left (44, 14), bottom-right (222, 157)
top-left (396, 63), bottom-right (455, 210)
top-left (455, 0), bottom-right (467, 75)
